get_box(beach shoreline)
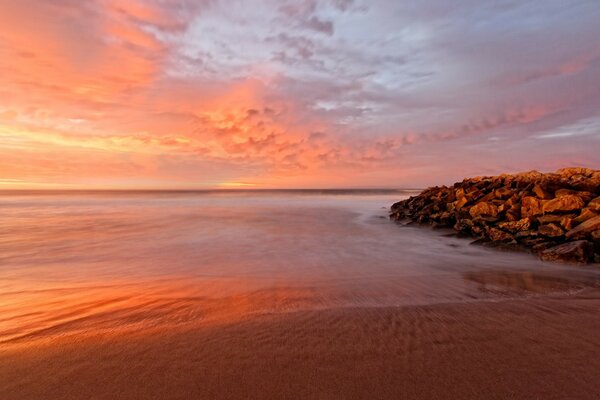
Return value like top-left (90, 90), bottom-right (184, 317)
top-left (3, 288), bottom-right (600, 400)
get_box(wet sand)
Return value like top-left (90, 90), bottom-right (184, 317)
top-left (2, 289), bottom-right (600, 400)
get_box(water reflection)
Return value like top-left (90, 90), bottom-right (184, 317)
top-left (463, 269), bottom-right (600, 295)
top-left (1, 190), bottom-right (599, 345)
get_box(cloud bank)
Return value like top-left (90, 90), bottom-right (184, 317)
top-left (0, 0), bottom-right (598, 188)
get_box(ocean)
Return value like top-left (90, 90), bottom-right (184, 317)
top-left (1, 190), bottom-right (598, 343)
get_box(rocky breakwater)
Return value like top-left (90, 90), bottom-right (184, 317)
top-left (390, 168), bottom-right (600, 264)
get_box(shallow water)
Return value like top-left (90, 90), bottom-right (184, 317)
top-left (1, 190), bottom-right (599, 343)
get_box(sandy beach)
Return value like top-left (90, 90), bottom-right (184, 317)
top-left (3, 288), bottom-right (600, 400)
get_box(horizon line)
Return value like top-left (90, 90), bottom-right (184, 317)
top-left (0, 187), bottom-right (425, 193)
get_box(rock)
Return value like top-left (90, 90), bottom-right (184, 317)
top-left (537, 214), bottom-right (574, 224)
top-left (497, 218), bottom-right (531, 233)
top-left (494, 187), bottom-right (513, 199)
top-left (542, 195), bottom-right (584, 214)
top-left (471, 225), bottom-right (486, 237)
top-left (538, 223), bottom-right (565, 238)
top-left (515, 230), bottom-right (538, 239)
top-left (390, 168), bottom-right (599, 264)
top-left (533, 184), bottom-right (552, 199)
top-left (565, 216), bottom-right (600, 240)
top-left (592, 230), bottom-right (600, 254)
top-left (588, 197), bottom-right (600, 212)
top-left (469, 202), bottom-right (498, 218)
top-left (556, 167), bottom-right (596, 179)
top-left (522, 196), bottom-right (543, 217)
top-left (513, 170), bottom-right (545, 182)
top-left (555, 189), bottom-right (594, 202)
top-left (455, 196), bottom-right (468, 210)
top-left (539, 241), bottom-right (593, 264)
top-left (532, 241), bottom-right (556, 253)
top-left (573, 208), bottom-right (598, 224)
top-left (560, 217), bottom-right (574, 230)
top-left (505, 206), bottom-right (521, 221)
top-left (487, 227), bottom-right (515, 242)
top-left (454, 219), bottom-right (473, 234)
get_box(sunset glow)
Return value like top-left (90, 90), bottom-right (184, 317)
top-left (0, 1), bottom-right (598, 189)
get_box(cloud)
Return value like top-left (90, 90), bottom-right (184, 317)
top-left (0, 0), bottom-right (599, 188)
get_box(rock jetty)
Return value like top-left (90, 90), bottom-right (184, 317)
top-left (390, 168), bottom-right (600, 264)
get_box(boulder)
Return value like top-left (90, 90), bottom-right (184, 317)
top-left (573, 208), bottom-right (598, 224)
top-left (515, 230), bottom-right (538, 239)
top-left (487, 227), bottom-right (515, 242)
top-left (497, 218), bottom-right (531, 233)
top-left (532, 241), bottom-right (556, 253)
top-left (469, 202), bottom-right (498, 218)
top-left (588, 197), bottom-right (600, 212)
top-left (556, 167), bottom-right (596, 178)
top-left (539, 241), bottom-right (593, 264)
top-left (505, 204), bottom-right (522, 221)
top-left (555, 189), bottom-right (594, 202)
top-left (455, 196), bottom-right (468, 210)
top-left (560, 217), bottom-right (574, 230)
top-left (390, 168), bottom-right (599, 264)
top-left (565, 216), bottom-right (600, 240)
top-left (494, 187), bottom-right (513, 199)
top-left (533, 184), bottom-right (552, 199)
top-left (542, 195), bottom-right (584, 214)
top-left (537, 214), bottom-right (574, 224)
top-left (538, 223), bottom-right (565, 238)
top-left (521, 196), bottom-right (543, 217)
top-left (592, 230), bottom-right (600, 254)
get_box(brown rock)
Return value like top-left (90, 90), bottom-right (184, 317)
top-left (479, 191), bottom-right (496, 203)
top-left (454, 219), bottom-right (473, 234)
top-left (471, 225), bottom-right (486, 237)
top-left (555, 189), bottom-right (578, 197)
top-left (539, 240), bottom-right (593, 264)
top-left (537, 214), bottom-right (575, 224)
top-left (505, 210), bottom-right (521, 222)
top-left (556, 167), bottom-right (596, 179)
top-left (573, 208), bottom-right (598, 224)
top-left (560, 217), bottom-right (574, 231)
top-left (467, 189), bottom-right (483, 202)
top-left (389, 168), bottom-right (600, 265)
top-left (588, 197), bottom-right (600, 212)
top-left (542, 195), bottom-right (584, 214)
top-left (469, 202), bottom-right (498, 218)
top-left (515, 230), bottom-right (538, 239)
top-left (565, 216), bottom-right (600, 240)
top-left (504, 195), bottom-right (519, 208)
top-left (521, 196), bottom-right (543, 217)
top-left (538, 223), bottom-right (565, 238)
top-left (494, 187), bottom-right (513, 199)
top-left (555, 189), bottom-right (593, 202)
top-left (591, 230), bottom-right (600, 254)
top-left (514, 170), bottom-right (545, 182)
top-left (487, 227), bottom-right (515, 242)
top-left (455, 196), bottom-right (468, 210)
top-left (532, 241), bottom-right (556, 253)
top-left (533, 184), bottom-right (552, 199)
top-left (497, 218), bottom-right (531, 233)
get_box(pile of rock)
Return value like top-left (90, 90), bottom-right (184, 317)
top-left (390, 168), bottom-right (600, 264)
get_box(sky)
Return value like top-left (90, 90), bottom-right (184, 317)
top-left (0, 0), bottom-right (599, 189)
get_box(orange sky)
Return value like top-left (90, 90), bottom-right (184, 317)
top-left (0, 1), bottom-right (598, 189)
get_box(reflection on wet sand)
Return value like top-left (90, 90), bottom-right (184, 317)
top-left (4, 269), bottom-right (600, 346)
top-left (0, 278), bottom-right (326, 345)
top-left (463, 269), bottom-right (600, 295)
